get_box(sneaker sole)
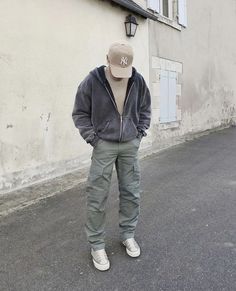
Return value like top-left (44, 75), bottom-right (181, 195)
top-left (92, 259), bottom-right (110, 271)
top-left (126, 248), bottom-right (141, 258)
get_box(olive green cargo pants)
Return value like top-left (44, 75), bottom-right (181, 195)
top-left (85, 137), bottom-right (141, 250)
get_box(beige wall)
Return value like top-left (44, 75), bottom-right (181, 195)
top-left (3, 0), bottom-right (235, 194)
top-left (0, 0), bottom-right (149, 193)
top-left (149, 0), bottom-right (236, 149)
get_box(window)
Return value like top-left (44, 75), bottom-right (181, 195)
top-left (147, 0), bottom-right (172, 19)
top-left (147, 0), bottom-right (187, 27)
top-left (162, 0), bottom-right (169, 18)
top-left (160, 70), bottom-right (177, 123)
top-left (151, 57), bottom-right (182, 126)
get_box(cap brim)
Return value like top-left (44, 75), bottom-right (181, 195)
top-left (110, 65), bottom-right (132, 78)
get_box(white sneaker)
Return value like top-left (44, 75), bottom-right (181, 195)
top-left (91, 248), bottom-right (110, 271)
top-left (122, 238), bottom-right (141, 257)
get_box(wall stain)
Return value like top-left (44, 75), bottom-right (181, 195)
top-left (39, 113), bottom-right (51, 131)
top-left (0, 53), bottom-right (12, 65)
top-left (47, 113), bottom-right (51, 122)
top-left (6, 124), bottom-right (13, 129)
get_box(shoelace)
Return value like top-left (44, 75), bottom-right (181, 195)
top-left (93, 250), bottom-right (108, 263)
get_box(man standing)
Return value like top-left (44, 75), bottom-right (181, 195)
top-left (72, 42), bottom-right (151, 271)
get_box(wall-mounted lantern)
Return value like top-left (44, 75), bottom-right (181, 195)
top-left (125, 15), bottom-right (138, 37)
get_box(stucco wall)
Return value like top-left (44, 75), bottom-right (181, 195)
top-left (0, 0), bottom-right (149, 193)
top-left (149, 0), bottom-right (236, 148)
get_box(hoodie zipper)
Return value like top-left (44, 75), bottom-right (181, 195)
top-left (119, 82), bottom-right (135, 142)
top-left (119, 115), bottom-right (123, 141)
top-left (104, 81), bottom-right (135, 142)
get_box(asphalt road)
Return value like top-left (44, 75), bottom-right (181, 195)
top-left (0, 127), bottom-right (236, 291)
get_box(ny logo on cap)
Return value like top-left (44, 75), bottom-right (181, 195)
top-left (120, 56), bottom-right (128, 66)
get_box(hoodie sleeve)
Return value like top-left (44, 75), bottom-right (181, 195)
top-left (72, 79), bottom-right (99, 147)
top-left (137, 77), bottom-right (152, 138)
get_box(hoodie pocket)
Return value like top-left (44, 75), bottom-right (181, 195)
top-left (97, 120), bottom-right (110, 134)
top-left (122, 117), bottom-right (138, 141)
top-left (98, 118), bottom-right (121, 141)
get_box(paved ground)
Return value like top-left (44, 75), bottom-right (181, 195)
top-left (0, 127), bottom-right (236, 291)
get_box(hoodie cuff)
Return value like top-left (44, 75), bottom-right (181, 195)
top-left (137, 129), bottom-right (146, 139)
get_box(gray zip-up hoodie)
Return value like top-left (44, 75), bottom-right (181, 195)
top-left (72, 66), bottom-right (151, 147)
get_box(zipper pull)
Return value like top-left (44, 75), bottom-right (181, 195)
top-left (119, 115), bottom-right (123, 142)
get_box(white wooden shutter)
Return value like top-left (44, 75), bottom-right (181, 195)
top-left (160, 70), bottom-right (177, 123)
top-left (168, 72), bottom-right (177, 122)
top-left (160, 70), bottom-right (169, 123)
top-left (147, 0), bottom-right (160, 13)
top-left (178, 0), bottom-right (187, 27)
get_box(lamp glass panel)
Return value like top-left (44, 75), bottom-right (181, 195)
top-left (130, 23), bottom-right (137, 36)
top-left (125, 22), bottom-right (131, 36)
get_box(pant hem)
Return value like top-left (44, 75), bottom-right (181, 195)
top-left (120, 232), bottom-right (135, 242)
top-left (90, 244), bottom-right (106, 251)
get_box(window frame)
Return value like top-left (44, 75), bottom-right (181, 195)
top-left (147, 0), bottom-right (187, 30)
top-left (159, 0), bottom-right (173, 20)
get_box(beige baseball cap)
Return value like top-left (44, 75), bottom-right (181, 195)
top-left (107, 42), bottom-right (134, 78)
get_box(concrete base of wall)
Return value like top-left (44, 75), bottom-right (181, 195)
top-left (0, 156), bottom-right (92, 195)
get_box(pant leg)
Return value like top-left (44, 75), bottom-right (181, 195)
top-left (115, 138), bottom-right (141, 241)
top-left (85, 140), bottom-right (117, 250)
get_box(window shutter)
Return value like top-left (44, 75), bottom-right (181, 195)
top-left (168, 72), bottom-right (177, 122)
top-left (147, 0), bottom-right (160, 13)
top-left (160, 70), bottom-right (169, 123)
top-left (178, 0), bottom-right (187, 27)
top-left (160, 70), bottom-right (177, 123)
